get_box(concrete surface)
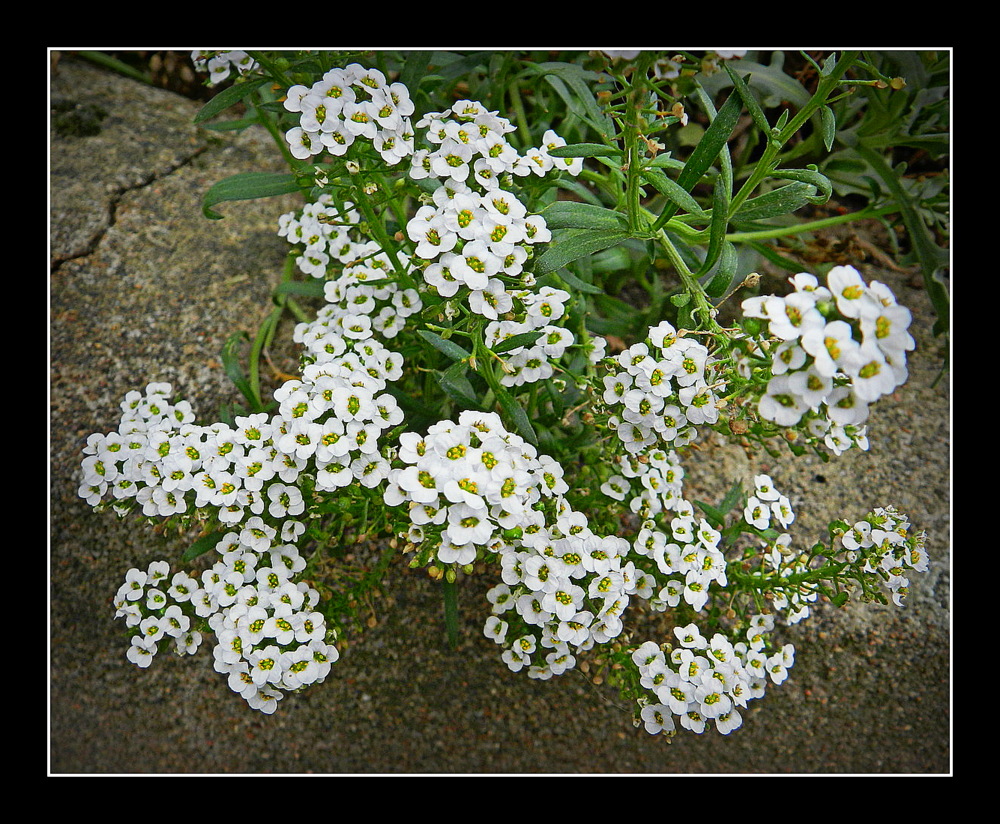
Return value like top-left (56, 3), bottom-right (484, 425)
top-left (49, 54), bottom-right (951, 775)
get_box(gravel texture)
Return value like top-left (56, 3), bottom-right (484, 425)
top-left (49, 54), bottom-right (951, 775)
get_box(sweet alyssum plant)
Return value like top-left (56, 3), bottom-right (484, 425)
top-left (78, 50), bottom-right (934, 736)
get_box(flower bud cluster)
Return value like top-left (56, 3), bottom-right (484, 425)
top-left (283, 63), bottom-right (416, 166)
top-left (741, 265), bottom-right (915, 454)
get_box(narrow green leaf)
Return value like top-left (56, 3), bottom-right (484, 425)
top-left (539, 201), bottom-right (628, 230)
top-left (418, 329), bottom-right (472, 362)
top-left (724, 66), bottom-right (771, 136)
top-left (771, 166), bottom-right (833, 204)
top-left (732, 181), bottom-right (820, 222)
top-left (820, 105), bottom-right (837, 152)
top-left (492, 330), bottom-right (543, 354)
top-left (199, 115), bottom-right (261, 132)
top-left (193, 76), bottom-right (270, 124)
top-left (535, 228), bottom-right (631, 275)
top-left (436, 361), bottom-right (480, 409)
top-left (555, 267), bottom-right (605, 295)
top-left (696, 175), bottom-right (731, 280)
top-left (720, 478), bottom-right (745, 515)
top-left (202, 172), bottom-right (301, 220)
top-left (182, 530), bottom-right (228, 563)
top-left (705, 241), bottom-right (739, 298)
top-left (658, 86), bottom-right (743, 225)
top-left (546, 142), bottom-right (622, 158)
top-left (273, 279), bottom-right (326, 299)
top-left (492, 381), bottom-right (537, 446)
top-left (221, 331), bottom-right (255, 405)
top-left (641, 167), bottom-right (706, 216)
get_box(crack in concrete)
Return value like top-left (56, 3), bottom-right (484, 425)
top-left (50, 143), bottom-right (211, 273)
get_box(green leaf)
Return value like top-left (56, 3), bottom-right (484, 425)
top-left (535, 228), bottom-right (632, 275)
top-left (530, 61), bottom-right (615, 141)
top-left (724, 66), bottom-right (770, 136)
top-left (182, 530), bottom-right (229, 563)
top-left (732, 181), bottom-right (822, 222)
top-left (539, 201), bottom-right (628, 230)
top-left (658, 85), bottom-right (743, 224)
top-left (546, 142), bottom-right (622, 158)
top-left (273, 279), bottom-right (326, 299)
top-left (221, 331), bottom-right (256, 407)
top-left (492, 381), bottom-right (537, 447)
top-left (696, 174), bottom-right (732, 281)
top-left (492, 330), bottom-right (543, 354)
top-left (436, 361), bottom-right (480, 409)
top-left (641, 167), bottom-right (706, 216)
top-left (820, 105), bottom-right (837, 152)
top-left (705, 241), bottom-right (739, 298)
top-left (193, 77), bottom-right (270, 124)
top-left (771, 166), bottom-right (833, 205)
top-left (554, 266), bottom-right (604, 295)
top-left (418, 329), bottom-right (472, 362)
top-left (202, 172), bottom-right (301, 220)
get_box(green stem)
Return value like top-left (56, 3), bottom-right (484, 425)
top-left (654, 228), bottom-right (724, 334)
top-left (729, 51), bottom-right (860, 218)
top-left (725, 202), bottom-right (901, 243)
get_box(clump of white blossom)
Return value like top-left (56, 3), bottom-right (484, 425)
top-left (190, 50), bottom-right (258, 86)
top-left (386, 410), bottom-right (649, 682)
top-left (741, 265), bottom-right (915, 455)
top-left (80, 318), bottom-right (404, 712)
top-left (282, 63), bottom-right (416, 166)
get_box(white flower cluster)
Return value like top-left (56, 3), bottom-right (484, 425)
top-left (406, 166), bottom-right (553, 308)
top-left (742, 265), bottom-right (915, 454)
top-left (633, 501), bottom-right (727, 613)
top-left (600, 319), bottom-right (723, 457)
top-left (283, 63), bottom-right (415, 165)
top-left (281, 195), bottom-right (424, 340)
top-left (112, 525), bottom-right (338, 714)
top-left (384, 409), bottom-right (556, 567)
top-left (405, 100), bottom-right (587, 380)
top-left (411, 101), bottom-right (583, 189)
top-left (113, 559), bottom-right (204, 666)
top-left (601, 445), bottom-right (687, 521)
top-left (841, 505), bottom-right (929, 606)
top-left (632, 618), bottom-right (794, 736)
top-left (384, 410), bottom-right (650, 680)
top-left (484, 286), bottom-right (576, 388)
top-left (486, 514), bottom-right (647, 682)
top-left (80, 328), bottom-right (403, 522)
top-left (191, 50), bottom-right (258, 86)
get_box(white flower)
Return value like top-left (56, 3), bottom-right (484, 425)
top-left (800, 319), bottom-right (860, 378)
top-left (641, 703), bottom-right (675, 735)
top-left (758, 375), bottom-right (809, 426)
top-left (826, 265), bottom-right (871, 319)
top-left (767, 292), bottom-right (825, 341)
